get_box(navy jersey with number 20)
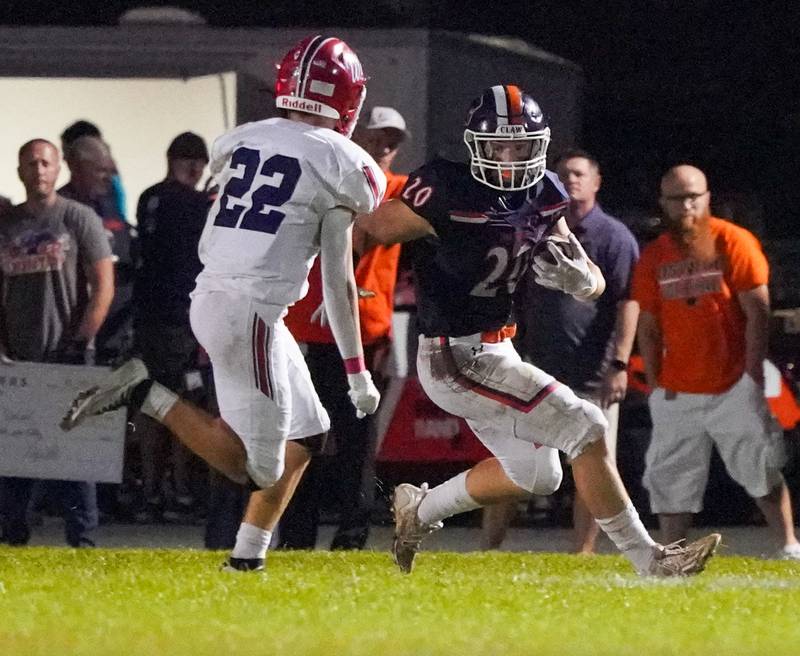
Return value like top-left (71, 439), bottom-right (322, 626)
top-left (402, 158), bottom-right (568, 337)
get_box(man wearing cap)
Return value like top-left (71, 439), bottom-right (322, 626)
top-left (132, 132), bottom-right (213, 521)
top-left (280, 106), bottom-right (411, 549)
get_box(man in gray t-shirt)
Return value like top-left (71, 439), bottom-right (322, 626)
top-left (0, 139), bottom-right (113, 547)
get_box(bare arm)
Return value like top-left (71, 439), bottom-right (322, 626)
top-left (320, 207), bottom-right (362, 362)
top-left (320, 206), bottom-right (381, 416)
top-left (77, 256), bottom-right (114, 342)
top-left (636, 307), bottom-right (662, 390)
top-left (355, 198), bottom-right (436, 246)
top-left (738, 283), bottom-right (770, 389)
top-left (600, 299), bottom-right (640, 408)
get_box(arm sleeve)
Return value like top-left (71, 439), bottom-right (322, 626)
top-left (397, 163), bottom-right (450, 234)
top-left (69, 205), bottom-right (113, 263)
top-left (726, 227), bottom-right (769, 291)
top-left (602, 225), bottom-right (640, 301)
top-left (335, 159), bottom-right (387, 215)
top-left (630, 247), bottom-right (660, 315)
top-left (209, 131), bottom-right (235, 177)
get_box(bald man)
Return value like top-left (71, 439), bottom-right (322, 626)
top-left (0, 139), bottom-right (114, 547)
top-left (631, 164), bottom-right (800, 559)
top-left (60, 135), bottom-right (137, 365)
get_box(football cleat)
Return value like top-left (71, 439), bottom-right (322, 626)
top-left (647, 533), bottom-right (721, 577)
top-left (60, 358), bottom-right (150, 431)
top-left (779, 543), bottom-right (800, 560)
top-left (391, 483), bottom-right (442, 574)
top-left (220, 557), bottom-right (265, 572)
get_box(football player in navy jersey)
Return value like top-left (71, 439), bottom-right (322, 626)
top-left (357, 84), bottom-right (721, 577)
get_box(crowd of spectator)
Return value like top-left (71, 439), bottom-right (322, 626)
top-left (0, 110), bottom-right (798, 559)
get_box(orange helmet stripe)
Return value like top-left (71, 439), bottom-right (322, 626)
top-left (506, 85), bottom-right (523, 124)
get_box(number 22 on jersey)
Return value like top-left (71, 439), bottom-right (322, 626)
top-left (212, 147), bottom-right (301, 234)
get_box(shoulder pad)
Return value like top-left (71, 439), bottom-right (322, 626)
top-left (332, 138), bottom-right (386, 214)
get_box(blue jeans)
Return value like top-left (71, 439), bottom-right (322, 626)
top-left (0, 477), bottom-right (98, 546)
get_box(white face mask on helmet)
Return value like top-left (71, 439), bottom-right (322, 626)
top-left (463, 84), bottom-right (551, 191)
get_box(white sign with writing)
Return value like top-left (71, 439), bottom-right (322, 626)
top-left (0, 362), bottom-right (126, 483)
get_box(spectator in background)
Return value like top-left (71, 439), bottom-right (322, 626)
top-left (632, 164), bottom-right (800, 559)
top-left (481, 149), bottom-right (640, 553)
top-left (61, 120), bottom-right (128, 223)
top-left (133, 132), bottom-right (212, 522)
top-left (0, 194), bottom-right (11, 217)
top-left (60, 135), bottom-right (138, 365)
top-left (280, 106), bottom-right (410, 550)
top-left (0, 139), bottom-right (113, 546)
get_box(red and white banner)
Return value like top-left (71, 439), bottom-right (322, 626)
top-left (376, 377), bottom-right (490, 463)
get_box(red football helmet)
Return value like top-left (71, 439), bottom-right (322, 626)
top-left (275, 35), bottom-right (367, 138)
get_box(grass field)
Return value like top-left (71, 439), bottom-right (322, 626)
top-left (1, 546), bottom-right (799, 656)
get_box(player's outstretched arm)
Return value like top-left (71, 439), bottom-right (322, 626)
top-left (355, 198), bottom-right (436, 245)
top-left (320, 206), bottom-right (380, 417)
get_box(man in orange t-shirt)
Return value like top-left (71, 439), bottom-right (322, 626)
top-left (631, 164), bottom-right (799, 559)
top-left (280, 107), bottom-right (410, 549)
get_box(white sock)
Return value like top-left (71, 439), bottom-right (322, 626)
top-left (417, 471), bottom-right (481, 525)
top-left (231, 522), bottom-right (273, 560)
top-left (140, 381), bottom-right (178, 422)
top-left (595, 502), bottom-right (657, 574)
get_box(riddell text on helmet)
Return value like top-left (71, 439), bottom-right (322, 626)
top-left (277, 97), bottom-right (324, 114)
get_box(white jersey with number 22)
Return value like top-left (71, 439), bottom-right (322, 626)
top-left (194, 117), bottom-right (385, 308)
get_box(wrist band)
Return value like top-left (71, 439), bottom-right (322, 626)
top-left (344, 355), bottom-right (366, 374)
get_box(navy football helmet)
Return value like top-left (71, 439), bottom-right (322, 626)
top-left (463, 85), bottom-right (550, 191)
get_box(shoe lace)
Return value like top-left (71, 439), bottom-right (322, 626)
top-left (396, 486), bottom-right (441, 546)
top-left (652, 539), bottom-right (691, 575)
top-left (398, 520), bottom-right (441, 546)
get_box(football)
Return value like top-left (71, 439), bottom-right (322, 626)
top-left (532, 234), bottom-right (574, 265)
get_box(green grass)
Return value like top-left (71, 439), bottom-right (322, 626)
top-left (1, 547), bottom-right (799, 656)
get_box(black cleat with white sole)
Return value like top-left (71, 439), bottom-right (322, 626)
top-left (220, 557), bottom-right (265, 572)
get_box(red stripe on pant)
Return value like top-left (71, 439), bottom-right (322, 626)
top-left (253, 315), bottom-right (273, 398)
top-left (438, 336), bottom-right (558, 412)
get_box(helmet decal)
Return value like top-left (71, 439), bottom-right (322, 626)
top-left (297, 36), bottom-right (331, 100)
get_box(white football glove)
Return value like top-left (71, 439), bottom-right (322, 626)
top-left (347, 370), bottom-right (381, 418)
top-left (531, 233), bottom-right (598, 299)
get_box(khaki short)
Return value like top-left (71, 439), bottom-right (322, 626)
top-left (644, 373), bottom-right (785, 513)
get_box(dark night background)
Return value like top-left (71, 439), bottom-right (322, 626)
top-left (2, 0), bottom-right (800, 236)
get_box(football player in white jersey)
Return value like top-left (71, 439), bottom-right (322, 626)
top-left (62, 35), bottom-right (387, 572)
